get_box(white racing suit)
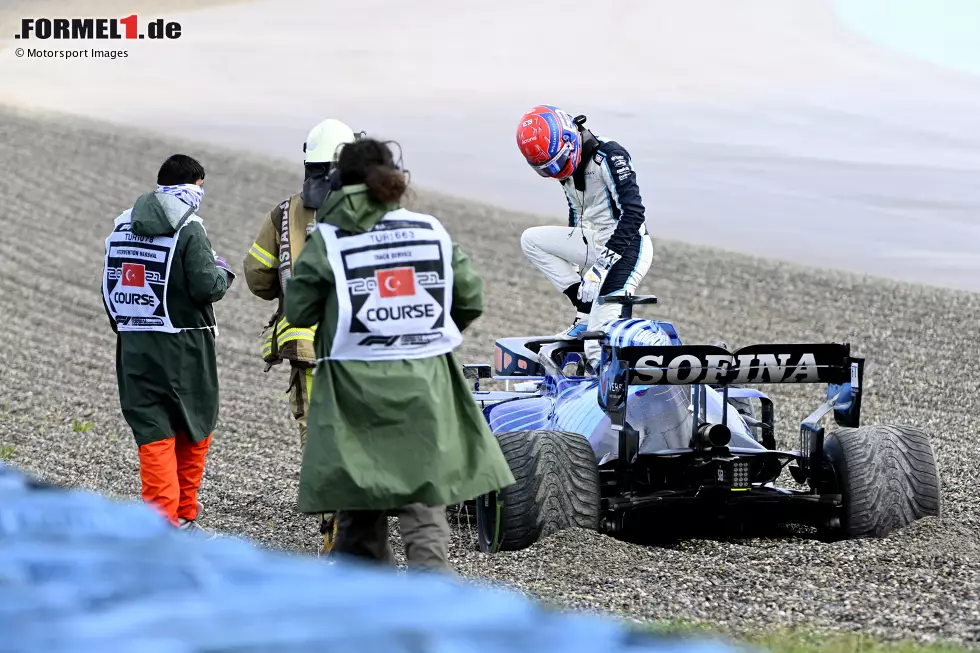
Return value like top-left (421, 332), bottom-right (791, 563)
top-left (521, 136), bottom-right (653, 368)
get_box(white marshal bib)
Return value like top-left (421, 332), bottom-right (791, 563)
top-left (102, 210), bottom-right (202, 333)
top-left (317, 208), bottom-right (463, 361)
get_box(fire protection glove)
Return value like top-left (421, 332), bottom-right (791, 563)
top-left (578, 248), bottom-right (621, 304)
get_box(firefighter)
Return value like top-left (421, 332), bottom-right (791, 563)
top-left (243, 118), bottom-right (359, 553)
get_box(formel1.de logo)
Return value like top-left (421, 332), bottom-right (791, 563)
top-left (15, 16), bottom-right (183, 40)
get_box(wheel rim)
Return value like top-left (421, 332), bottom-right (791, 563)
top-left (475, 491), bottom-right (502, 553)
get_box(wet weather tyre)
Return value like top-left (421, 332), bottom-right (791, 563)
top-left (476, 430), bottom-right (600, 553)
top-left (822, 424), bottom-right (941, 538)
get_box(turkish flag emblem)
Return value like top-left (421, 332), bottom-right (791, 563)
top-left (377, 267), bottom-right (416, 298)
top-left (122, 262), bottom-right (145, 287)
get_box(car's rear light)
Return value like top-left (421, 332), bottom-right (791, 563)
top-left (732, 461), bottom-right (751, 488)
top-left (714, 459), bottom-right (752, 488)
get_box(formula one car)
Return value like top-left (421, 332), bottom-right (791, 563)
top-left (462, 295), bottom-right (941, 553)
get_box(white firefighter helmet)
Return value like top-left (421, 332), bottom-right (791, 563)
top-left (303, 119), bottom-right (356, 164)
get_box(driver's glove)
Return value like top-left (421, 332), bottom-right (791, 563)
top-left (578, 248), bottom-right (621, 304)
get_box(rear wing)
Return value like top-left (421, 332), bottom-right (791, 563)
top-left (599, 340), bottom-right (864, 468)
top-left (614, 343), bottom-right (853, 386)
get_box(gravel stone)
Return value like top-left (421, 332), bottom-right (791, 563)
top-left (1, 106), bottom-right (978, 646)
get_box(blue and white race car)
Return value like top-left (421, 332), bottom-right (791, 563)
top-left (462, 295), bottom-right (941, 553)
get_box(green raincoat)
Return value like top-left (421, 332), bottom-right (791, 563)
top-left (103, 191), bottom-right (230, 446)
top-left (284, 184), bottom-right (515, 513)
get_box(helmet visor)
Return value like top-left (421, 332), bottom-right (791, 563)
top-left (531, 141), bottom-right (572, 178)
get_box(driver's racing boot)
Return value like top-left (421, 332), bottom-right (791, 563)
top-left (554, 312), bottom-right (591, 340)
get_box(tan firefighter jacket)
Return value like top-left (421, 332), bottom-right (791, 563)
top-left (243, 193), bottom-right (317, 368)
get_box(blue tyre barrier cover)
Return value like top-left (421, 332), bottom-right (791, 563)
top-left (0, 461), bottom-right (749, 653)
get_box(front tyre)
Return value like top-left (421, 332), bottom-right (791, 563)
top-left (476, 429), bottom-right (600, 553)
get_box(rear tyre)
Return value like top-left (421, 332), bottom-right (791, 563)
top-left (821, 424), bottom-right (940, 538)
top-left (476, 429), bottom-right (600, 553)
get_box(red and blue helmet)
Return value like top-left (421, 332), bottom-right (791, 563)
top-left (516, 105), bottom-right (581, 179)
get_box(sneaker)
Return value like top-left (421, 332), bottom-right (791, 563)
top-left (177, 518), bottom-right (217, 539)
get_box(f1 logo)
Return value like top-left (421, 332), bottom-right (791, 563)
top-left (122, 262), bottom-right (145, 287)
top-left (377, 267), bottom-right (416, 298)
top-left (359, 335), bottom-right (400, 347)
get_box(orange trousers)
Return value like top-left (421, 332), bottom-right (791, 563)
top-left (138, 431), bottom-right (212, 526)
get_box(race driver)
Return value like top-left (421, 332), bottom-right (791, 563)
top-left (516, 105), bottom-right (653, 372)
